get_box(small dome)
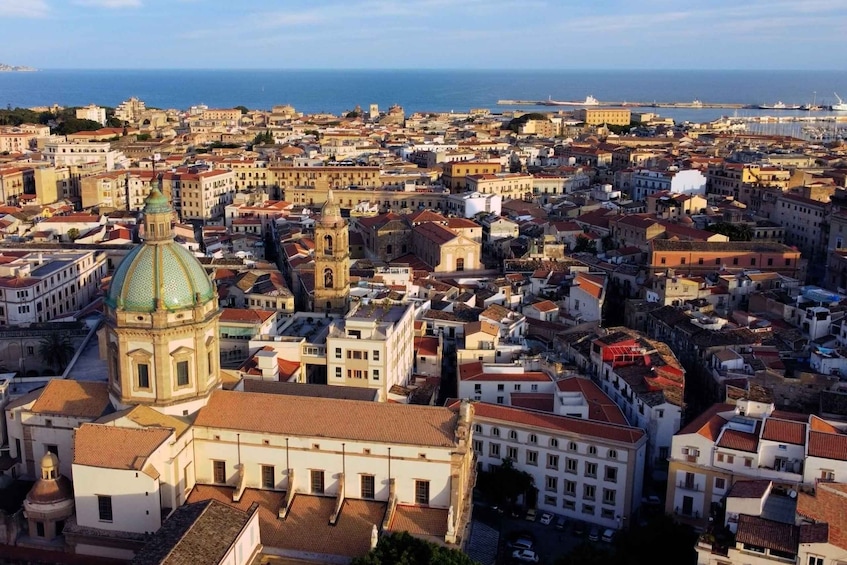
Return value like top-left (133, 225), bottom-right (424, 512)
top-left (143, 187), bottom-right (171, 215)
top-left (106, 241), bottom-right (216, 312)
top-left (41, 452), bottom-right (59, 470)
top-left (320, 190), bottom-right (343, 227)
top-left (26, 475), bottom-right (73, 505)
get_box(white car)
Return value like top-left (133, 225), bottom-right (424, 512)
top-left (539, 512), bottom-right (554, 525)
top-left (602, 528), bottom-right (616, 543)
top-left (525, 508), bottom-right (537, 522)
top-left (512, 549), bottom-right (540, 563)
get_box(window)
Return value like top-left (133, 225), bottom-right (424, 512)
top-left (372, 369), bottom-right (379, 380)
top-left (660, 257), bottom-right (666, 265)
top-left (582, 504), bottom-right (595, 515)
top-left (497, 384), bottom-right (504, 391)
top-left (361, 475), bottom-right (375, 499)
top-left (744, 458), bottom-right (752, 468)
top-left (473, 439), bottom-right (482, 453)
top-left (45, 444), bottom-right (58, 456)
top-left (526, 451), bottom-right (538, 466)
top-left (588, 445), bottom-right (597, 456)
top-left (568, 441), bottom-right (577, 452)
top-left (563, 499), bottom-right (576, 510)
top-left (492, 427), bottom-right (500, 437)
top-left (36, 521), bottom-right (45, 537)
top-left (547, 454), bottom-right (559, 469)
top-left (261, 465), bottom-right (275, 489)
top-left (507, 446), bottom-right (518, 460)
top-left (335, 367), bottom-right (342, 378)
top-left (785, 258), bottom-right (791, 266)
top-left (550, 438), bottom-right (559, 448)
top-left (474, 424), bottom-right (482, 433)
top-left (474, 384), bottom-right (482, 393)
top-left (604, 466), bottom-right (617, 483)
top-left (373, 350), bottom-right (380, 361)
top-left (213, 460), bottom-right (226, 484)
top-left (176, 360), bottom-right (189, 386)
top-left (715, 477), bottom-right (726, 490)
top-left (808, 556), bottom-right (825, 565)
top-left (717, 453), bottom-right (724, 462)
top-left (585, 462), bottom-right (597, 478)
top-left (489, 443), bottom-right (501, 458)
top-left (311, 470), bottom-right (325, 494)
top-left (509, 430), bottom-right (518, 440)
top-left (566, 458), bottom-right (578, 474)
top-left (529, 434), bottom-right (537, 445)
top-left (545, 476), bottom-right (558, 493)
top-left (603, 488), bottom-right (616, 505)
top-left (514, 384), bottom-right (521, 391)
top-left (821, 469), bottom-right (835, 481)
top-left (98, 495), bottom-right (113, 522)
top-left (727, 455), bottom-right (734, 464)
top-left (137, 363), bottom-right (150, 389)
top-left (335, 348), bottom-right (342, 359)
top-left (415, 480), bottom-right (430, 505)
top-left (564, 480), bottom-right (576, 496)
top-left (583, 484), bottom-right (596, 500)
top-left (608, 449), bottom-right (617, 460)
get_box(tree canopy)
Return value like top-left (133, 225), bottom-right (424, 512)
top-left (352, 532), bottom-right (478, 565)
top-left (705, 222), bottom-right (753, 241)
top-left (506, 112), bottom-right (550, 133)
top-left (476, 458), bottom-right (535, 507)
top-left (38, 333), bottom-right (75, 374)
top-left (253, 130), bottom-right (274, 145)
top-left (234, 105), bottom-right (249, 115)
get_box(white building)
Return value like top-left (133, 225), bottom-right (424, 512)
top-left (469, 400), bottom-right (646, 530)
top-left (0, 249), bottom-right (108, 324)
top-left (326, 302), bottom-right (415, 401)
top-left (43, 140), bottom-right (129, 171)
top-left (631, 168), bottom-right (707, 201)
top-left (75, 104), bottom-right (107, 126)
top-left (445, 191), bottom-right (502, 219)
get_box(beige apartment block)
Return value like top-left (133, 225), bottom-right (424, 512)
top-left (575, 107), bottom-right (632, 126)
top-left (466, 173), bottom-right (533, 201)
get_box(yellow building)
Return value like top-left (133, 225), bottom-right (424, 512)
top-left (465, 173), bottom-right (533, 201)
top-left (575, 107), bottom-right (632, 126)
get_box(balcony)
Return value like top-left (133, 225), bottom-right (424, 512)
top-left (677, 480), bottom-right (702, 492)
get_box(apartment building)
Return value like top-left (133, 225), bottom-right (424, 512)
top-left (466, 173), bottom-right (534, 202)
top-left (270, 165), bottom-right (381, 196)
top-left (775, 192), bottom-right (828, 260)
top-left (575, 108), bottom-right (632, 126)
top-left (325, 302), bottom-right (415, 401)
top-left (631, 169), bottom-right (707, 201)
top-left (705, 163), bottom-right (790, 208)
top-left (43, 140), bottom-right (129, 171)
top-left (649, 240), bottom-right (806, 280)
top-left (0, 167), bottom-right (34, 206)
top-left (442, 161), bottom-right (502, 192)
top-left (0, 128), bottom-right (39, 153)
top-left (0, 249), bottom-right (107, 324)
top-left (166, 169), bottom-right (236, 221)
top-left (75, 104), bottom-right (107, 126)
top-left (666, 398), bottom-right (847, 529)
top-left (469, 400), bottom-right (646, 530)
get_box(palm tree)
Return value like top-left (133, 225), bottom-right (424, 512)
top-left (38, 333), bottom-right (75, 374)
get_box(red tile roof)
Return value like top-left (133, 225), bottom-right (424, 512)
top-left (717, 424), bottom-right (760, 453)
top-left (735, 515), bottom-right (798, 555)
top-left (761, 418), bottom-right (806, 445)
top-left (808, 430), bottom-right (847, 461)
top-left (462, 401), bottom-right (644, 444)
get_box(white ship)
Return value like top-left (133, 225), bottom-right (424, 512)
top-left (832, 93), bottom-right (847, 111)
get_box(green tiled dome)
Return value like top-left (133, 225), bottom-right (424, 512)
top-left (105, 241), bottom-right (215, 312)
top-left (143, 188), bottom-right (171, 215)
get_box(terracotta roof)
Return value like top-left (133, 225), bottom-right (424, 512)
top-left (761, 418), bottom-right (806, 446)
top-left (717, 425), bottom-right (760, 453)
top-left (727, 479), bottom-right (771, 499)
top-left (808, 430), bottom-right (847, 461)
top-left (73, 424), bottom-right (172, 473)
top-left (187, 486), bottom-right (384, 559)
top-left (458, 362), bottom-right (551, 383)
top-left (573, 272), bottom-right (604, 299)
top-left (241, 380), bottom-right (377, 402)
top-left (677, 403), bottom-right (733, 440)
top-left (463, 401), bottom-right (644, 444)
top-left (194, 390), bottom-right (459, 447)
top-left (97, 404), bottom-right (191, 439)
top-left (31, 380), bottom-right (111, 419)
top-left (509, 393), bottom-right (555, 413)
top-left (735, 515), bottom-right (798, 555)
top-left (555, 377), bottom-right (628, 425)
top-left (414, 336), bottom-right (439, 357)
top-left (529, 300), bottom-right (558, 313)
top-left (389, 505), bottom-right (448, 538)
top-left (464, 320), bottom-right (499, 337)
top-left (219, 308), bottom-right (275, 324)
top-left (797, 482), bottom-right (847, 550)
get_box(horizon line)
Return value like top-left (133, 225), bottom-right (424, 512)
top-left (10, 67), bottom-right (847, 73)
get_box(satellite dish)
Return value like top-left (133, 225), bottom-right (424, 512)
top-left (789, 489), bottom-right (797, 499)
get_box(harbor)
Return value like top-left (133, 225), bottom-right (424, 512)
top-left (496, 97), bottom-right (844, 111)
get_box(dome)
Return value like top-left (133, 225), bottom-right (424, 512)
top-left (105, 241), bottom-right (215, 312)
top-left (41, 451), bottom-right (59, 470)
top-left (319, 189), bottom-right (343, 227)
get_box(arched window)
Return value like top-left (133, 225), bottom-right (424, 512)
top-left (324, 234), bottom-right (333, 255)
top-left (492, 427), bottom-right (500, 437)
top-left (509, 430), bottom-right (518, 440)
top-left (324, 268), bottom-right (333, 288)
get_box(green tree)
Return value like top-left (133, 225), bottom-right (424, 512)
top-left (53, 118), bottom-right (103, 135)
top-left (506, 112), bottom-right (549, 133)
top-left (573, 234), bottom-right (595, 253)
top-left (66, 227), bottom-right (80, 241)
top-left (613, 514), bottom-right (697, 565)
top-left (476, 458), bottom-right (534, 508)
top-left (38, 333), bottom-right (75, 374)
top-left (352, 531), bottom-right (478, 565)
top-left (706, 222), bottom-right (753, 241)
top-left (234, 105), bottom-right (249, 115)
top-left (346, 110), bottom-right (361, 119)
top-left (253, 130), bottom-right (274, 145)
top-left (555, 542), bottom-right (613, 565)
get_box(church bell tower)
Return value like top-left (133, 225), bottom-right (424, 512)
top-left (313, 190), bottom-right (350, 313)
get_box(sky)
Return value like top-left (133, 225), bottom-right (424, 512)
top-left (1, 0), bottom-right (846, 70)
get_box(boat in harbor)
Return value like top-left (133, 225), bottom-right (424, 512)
top-left (540, 95), bottom-right (600, 106)
top-left (832, 93), bottom-right (847, 111)
top-left (758, 101), bottom-right (802, 110)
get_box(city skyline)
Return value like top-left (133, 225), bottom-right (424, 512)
top-left (1, 0), bottom-right (846, 70)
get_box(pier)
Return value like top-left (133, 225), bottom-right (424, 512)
top-left (498, 99), bottom-right (770, 110)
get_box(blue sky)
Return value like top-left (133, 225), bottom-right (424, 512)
top-left (1, 0), bottom-right (846, 70)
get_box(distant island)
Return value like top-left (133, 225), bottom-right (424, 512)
top-left (0, 63), bottom-right (37, 72)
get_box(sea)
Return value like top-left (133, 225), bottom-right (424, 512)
top-left (2, 69), bottom-right (847, 131)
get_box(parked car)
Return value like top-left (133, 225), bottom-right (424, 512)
top-left (506, 537), bottom-right (535, 552)
top-left (601, 528), bottom-right (616, 543)
top-left (525, 508), bottom-right (537, 522)
top-left (588, 526), bottom-right (600, 542)
top-left (555, 515), bottom-right (567, 530)
top-left (539, 512), bottom-right (554, 526)
top-left (511, 549), bottom-right (540, 563)
top-left (573, 521), bottom-right (586, 536)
